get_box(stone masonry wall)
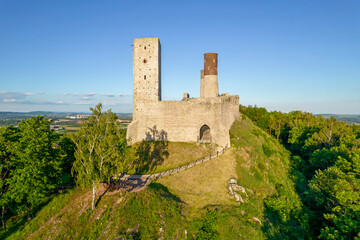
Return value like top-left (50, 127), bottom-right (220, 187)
top-left (127, 95), bottom-right (239, 147)
top-left (126, 37), bottom-right (240, 147)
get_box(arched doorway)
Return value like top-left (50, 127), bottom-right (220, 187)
top-left (200, 124), bottom-right (211, 142)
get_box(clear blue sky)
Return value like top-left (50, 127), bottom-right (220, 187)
top-left (0, 0), bottom-right (359, 114)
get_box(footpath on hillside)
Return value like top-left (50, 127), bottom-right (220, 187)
top-left (104, 144), bottom-right (228, 193)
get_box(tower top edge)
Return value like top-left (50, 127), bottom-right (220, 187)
top-left (134, 37), bottom-right (159, 41)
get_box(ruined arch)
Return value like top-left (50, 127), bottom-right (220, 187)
top-left (200, 124), bottom-right (211, 142)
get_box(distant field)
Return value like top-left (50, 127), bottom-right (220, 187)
top-left (319, 114), bottom-right (360, 124)
top-left (0, 112), bottom-right (133, 129)
top-left (62, 126), bottom-right (81, 131)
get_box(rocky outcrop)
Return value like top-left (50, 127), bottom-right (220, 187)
top-left (228, 178), bottom-right (250, 203)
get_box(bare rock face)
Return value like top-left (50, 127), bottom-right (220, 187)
top-left (234, 193), bottom-right (244, 203)
top-left (229, 178), bottom-right (237, 184)
top-left (228, 178), bottom-right (249, 203)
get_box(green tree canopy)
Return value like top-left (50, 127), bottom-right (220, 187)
top-left (0, 125), bottom-right (19, 229)
top-left (6, 116), bottom-right (61, 219)
top-left (71, 103), bottom-right (129, 210)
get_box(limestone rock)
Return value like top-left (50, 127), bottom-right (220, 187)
top-left (251, 217), bottom-right (262, 225)
top-left (229, 178), bottom-right (237, 184)
top-left (232, 184), bottom-right (248, 197)
top-left (228, 178), bottom-right (249, 203)
top-left (234, 193), bottom-right (244, 203)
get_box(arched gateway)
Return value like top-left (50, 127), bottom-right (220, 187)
top-left (200, 124), bottom-right (211, 142)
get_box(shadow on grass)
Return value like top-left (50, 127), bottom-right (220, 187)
top-left (0, 190), bottom-right (65, 239)
top-left (261, 198), bottom-right (309, 240)
top-left (95, 186), bottom-right (109, 208)
top-left (148, 182), bottom-right (182, 203)
top-left (0, 216), bottom-right (27, 240)
top-left (132, 140), bottom-right (169, 174)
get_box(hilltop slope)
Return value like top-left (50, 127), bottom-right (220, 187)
top-left (160, 116), bottom-right (307, 239)
top-left (3, 116), bottom-right (306, 239)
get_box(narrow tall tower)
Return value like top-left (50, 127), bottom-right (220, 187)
top-left (132, 38), bottom-right (161, 119)
top-left (200, 69), bottom-right (205, 98)
top-left (203, 53), bottom-right (218, 98)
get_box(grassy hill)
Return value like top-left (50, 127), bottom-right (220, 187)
top-left (2, 116), bottom-right (306, 239)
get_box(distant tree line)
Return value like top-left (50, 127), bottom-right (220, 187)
top-left (240, 105), bottom-right (360, 239)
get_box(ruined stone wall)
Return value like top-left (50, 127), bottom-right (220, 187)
top-left (127, 95), bottom-right (239, 147)
top-left (127, 37), bottom-right (240, 147)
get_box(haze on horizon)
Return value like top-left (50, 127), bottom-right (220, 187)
top-left (0, 1), bottom-right (359, 114)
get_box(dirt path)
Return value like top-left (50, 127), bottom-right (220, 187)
top-left (106, 145), bottom-right (228, 193)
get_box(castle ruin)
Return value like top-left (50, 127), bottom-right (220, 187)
top-left (126, 38), bottom-right (239, 147)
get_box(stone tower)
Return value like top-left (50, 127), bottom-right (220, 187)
top-left (202, 53), bottom-right (219, 98)
top-left (127, 38), bottom-right (239, 147)
top-left (200, 69), bottom-right (205, 98)
top-left (132, 38), bottom-right (161, 119)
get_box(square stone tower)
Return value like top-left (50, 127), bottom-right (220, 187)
top-left (132, 38), bottom-right (161, 119)
top-left (127, 37), bottom-right (239, 147)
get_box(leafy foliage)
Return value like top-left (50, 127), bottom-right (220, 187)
top-left (2, 104), bottom-right (359, 239)
top-left (0, 125), bottom-right (19, 229)
top-left (58, 136), bottom-right (76, 186)
top-left (6, 116), bottom-right (61, 218)
top-left (241, 105), bottom-right (360, 239)
top-left (195, 211), bottom-right (220, 240)
top-left (0, 115), bottom-right (77, 232)
top-left (71, 103), bottom-right (129, 209)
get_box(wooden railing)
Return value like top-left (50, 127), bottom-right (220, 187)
top-left (118, 144), bottom-right (228, 181)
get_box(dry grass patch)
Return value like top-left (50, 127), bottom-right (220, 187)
top-left (128, 142), bottom-right (213, 174)
top-left (158, 149), bottom-right (238, 212)
top-left (156, 142), bottom-right (214, 170)
top-left (63, 126), bottom-right (80, 130)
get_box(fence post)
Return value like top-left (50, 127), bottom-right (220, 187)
top-left (217, 151), bottom-right (218, 157)
top-left (209, 154), bottom-right (211, 160)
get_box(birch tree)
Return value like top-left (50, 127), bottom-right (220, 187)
top-left (72, 103), bottom-right (128, 210)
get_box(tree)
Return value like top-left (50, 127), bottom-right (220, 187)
top-left (7, 116), bottom-right (61, 220)
top-left (239, 105), bottom-right (270, 131)
top-left (312, 117), bottom-right (351, 149)
top-left (307, 152), bottom-right (360, 239)
top-left (240, 106), bottom-right (360, 238)
top-left (196, 211), bottom-right (220, 240)
top-left (0, 126), bottom-right (19, 229)
top-left (58, 136), bottom-right (76, 186)
top-left (268, 111), bottom-right (287, 140)
top-left (72, 103), bottom-right (129, 210)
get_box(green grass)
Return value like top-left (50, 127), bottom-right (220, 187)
top-left (160, 116), bottom-right (306, 239)
top-left (4, 184), bottom-right (189, 239)
top-left (127, 141), bottom-right (213, 174)
top-left (3, 115), bottom-right (306, 239)
top-left (1, 190), bottom-right (74, 240)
